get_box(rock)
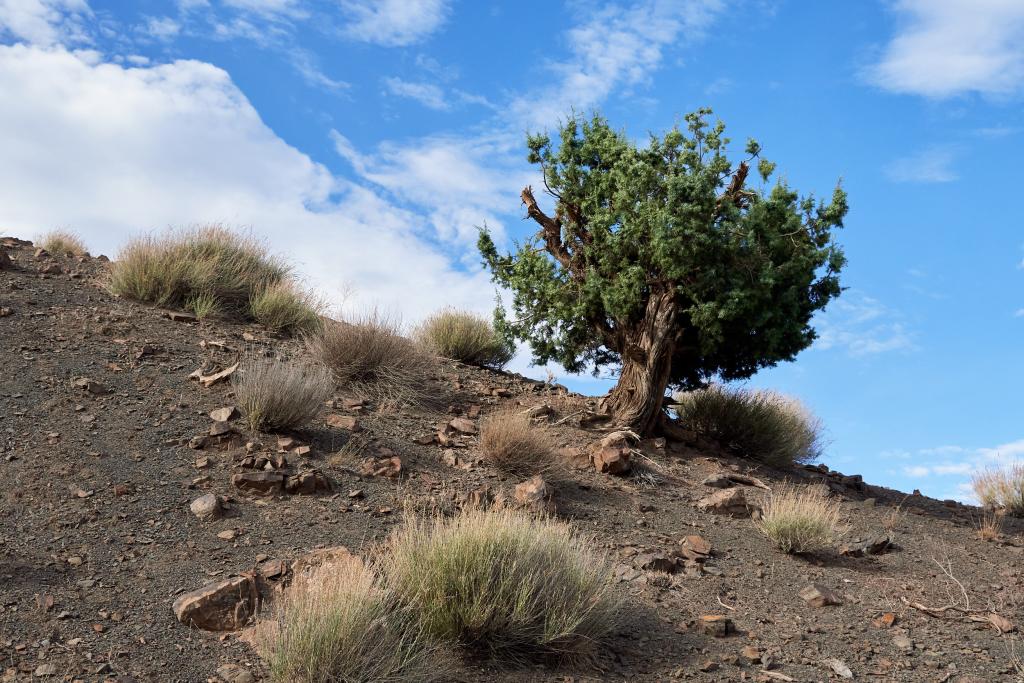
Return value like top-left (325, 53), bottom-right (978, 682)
top-left (72, 377), bottom-right (110, 395)
top-left (525, 404), bottom-right (553, 419)
top-left (679, 535), bottom-right (712, 561)
top-left (231, 471), bottom-right (285, 494)
top-left (291, 546), bottom-right (353, 577)
top-left (872, 612), bottom-right (897, 628)
top-left (285, 470), bottom-right (330, 495)
top-left (698, 660), bottom-right (718, 672)
top-left (190, 494), bottom-right (223, 521)
top-left (164, 310), bottom-right (198, 323)
top-left (0, 307), bottom-right (11, 317)
top-left (448, 417), bottom-right (477, 434)
top-left (701, 474), bottom-right (736, 488)
top-left (209, 406), bottom-right (239, 422)
top-left (171, 574), bottom-right (260, 631)
top-left (636, 551), bottom-right (679, 573)
top-left (696, 488), bottom-right (751, 517)
top-left (215, 663), bottom-right (256, 683)
top-left (412, 433), bottom-right (437, 445)
top-left (741, 645), bottom-right (762, 663)
top-left (985, 613), bottom-right (1015, 633)
top-left (209, 421), bottom-right (235, 437)
top-left (798, 583), bottom-right (842, 608)
top-left (697, 614), bottom-right (733, 637)
top-left (514, 475), bottom-right (556, 514)
top-left (188, 435), bottom-right (208, 450)
top-left (326, 414), bottom-right (361, 431)
top-left (840, 534), bottom-right (893, 557)
top-left (592, 446), bottom-right (631, 475)
top-left (217, 529), bottom-right (238, 541)
top-left (824, 658), bottom-right (854, 679)
top-left (358, 455), bottom-right (403, 478)
top-left (0, 249), bottom-right (11, 270)
top-left (33, 664), bottom-right (57, 677)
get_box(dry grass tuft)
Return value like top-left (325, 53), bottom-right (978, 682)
top-left (253, 554), bottom-right (449, 683)
top-left (978, 508), bottom-right (1004, 541)
top-left (108, 225), bottom-right (320, 334)
top-left (672, 385), bottom-right (824, 467)
top-left (414, 308), bottom-right (514, 369)
top-left (972, 464), bottom-right (1024, 516)
top-left (479, 411), bottom-right (561, 478)
top-left (381, 508), bottom-right (620, 663)
top-left (250, 282), bottom-right (324, 336)
top-left (233, 354), bottom-right (333, 432)
top-left (756, 483), bottom-right (842, 554)
top-left (40, 230), bottom-right (87, 257)
top-left (308, 311), bottom-right (436, 403)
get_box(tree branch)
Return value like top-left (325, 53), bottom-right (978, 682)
top-left (522, 185), bottom-right (572, 269)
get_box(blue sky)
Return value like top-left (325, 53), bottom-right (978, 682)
top-left (1, 0), bottom-right (1021, 502)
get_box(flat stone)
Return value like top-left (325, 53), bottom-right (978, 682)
top-left (326, 414), bottom-right (361, 431)
top-left (231, 471), bottom-right (285, 494)
top-left (171, 574), bottom-right (260, 631)
top-left (696, 488), bottom-right (751, 517)
top-left (448, 417), bottom-right (477, 434)
top-left (799, 583), bottom-right (842, 608)
top-left (209, 406), bottom-right (239, 422)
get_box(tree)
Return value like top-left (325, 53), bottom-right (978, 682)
top-left (478, 110), bottom-right (848, 435)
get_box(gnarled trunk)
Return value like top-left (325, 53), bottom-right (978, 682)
top-left (602, 290), bottom-right (677, 435)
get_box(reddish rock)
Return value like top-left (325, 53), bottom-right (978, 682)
top-left (231, 471), bottom-right (285, 494)
top-left (696, 488), bottom-right (751, 517)
top-left (593, 446), bottom-right (631, 475)
top-left (171, 574), bottom-right (260, 631)
top-left (285, 470), bottom-right (330, 495)
top-left (358, 455), bottom-right (402, 478)
top-left (514, 475), bottom-right (556, 514)
top-left (326, 414), bottom-right (361, 432)
top-left (679, 535), bottom-right (713, 561)
top-left (448, 417), bottom-right (477, 434)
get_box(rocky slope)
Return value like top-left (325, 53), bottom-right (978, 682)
top-left (1, 236), bottom-right (1022, 682)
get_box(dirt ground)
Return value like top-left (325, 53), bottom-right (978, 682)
top-left (2, 237), bottom-right (1022, 682)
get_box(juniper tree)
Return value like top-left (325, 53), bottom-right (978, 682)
top-left (478, 110), bottom-right (848, 435)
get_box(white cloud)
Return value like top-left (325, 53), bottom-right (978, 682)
top-left (141, 16), bottom-right (181, 41)
top-left (868, 0), bottom-right (1024, 98)
top-left (814, 292), bottom-right (916, 356)
top-left (288, 48), bottom-right (347, 91)
top-left (508, 0), bottom-right (724, 128)
top-left (384, 77), bottom-right (449, 110)
top-left (0, 44), bottom-right (490, 319)
top-left (0, 0), bottom-right (90, 46)
top-left (340, 0), bottom-right (449, 47)
top-left (221, 0), bottom-right (306, 20)
top-left (885, 147), bottom-right (958, 183)
top-left (332, 130), bottom-right (532, 246)
top-left (896, 438), bottom-right (1024, 502)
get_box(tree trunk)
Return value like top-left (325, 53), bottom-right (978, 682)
top-left (602, 290), bottom-right (677, 435)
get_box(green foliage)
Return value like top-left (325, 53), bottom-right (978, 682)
top-left (479, 110), bottom-right (848, 390)
top-left (672, 385), bottom-right (823, 467)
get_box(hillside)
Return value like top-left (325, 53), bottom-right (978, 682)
top-left (1, 236), bottom-right (1022, 683)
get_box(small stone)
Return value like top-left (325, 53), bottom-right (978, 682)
top-left (798, 583), bottom-right (842, 608)
top-left (326, 414), bottom-right (361, 431)
top-left (872, 612), bottom-right (897, 629)
top-left (697, 614), bottom-right (733, 637)
top-left (892, 633), bottom-right (913, 652)
top-left (188, 435), bottom-right (208, 450)
top-left (217, 529), bottom-right (238, 541)
top-left (741, 645), bottom-right (762, 663)
top-left (209, 421), bottom-right (235, 437)
top-left (172, 575), bottom-right (259, 631)
top-left (679, 534), bottom-right (712, 560)
top-left (209, 406), bottom-right (239, 422)
top-left (72, 377), bottom-right (110, 395)
top-left (824, 658), bottom-right (854, 679)
top-left (697, 660), bottom-right (718, 672)
top-left (448, 417), bottom-right (477, 434)
top-left (347, 489), bottom-right (364, 499)
top-left (216, 663), bottom-right (256, 683)
top-left (33, 664), bottom-right (57, 677)
top-left (190, 494), bottom-right (223, 521)
top-left (697, 488), bottom-right (751, 517)
top-left (592, 446), bottom-right (631, 475)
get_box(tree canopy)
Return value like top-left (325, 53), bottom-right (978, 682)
top-left (478, 109), bottom-right (847, 415)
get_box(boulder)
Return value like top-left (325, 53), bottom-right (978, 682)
top-left (679, 535), bottom-right (712, 561)
top-left (172, 574), bottom-right (261, 631)
top-left (231, 471), bottom-right (285, 494)
top-left (592, 446), bottom-right (631, 475)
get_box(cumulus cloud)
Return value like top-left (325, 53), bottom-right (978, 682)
top-left (0, 0), bottom-right (90, 46)
top-left (0, 44), bottom-right (489, 318)
top-left (868, 0), bottom-right (1024, 98)
top-left (340, 0), bottom-right (449, 47)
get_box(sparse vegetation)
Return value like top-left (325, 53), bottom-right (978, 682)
top-left (672, 385), bottom-right (824, 467)
top-left (756, 483), bottom-right (842, 554)
top-left (972, 464), bottom-right (1024, 515)
top-left (978, 508), bottom-right (1004, 541)
top-left (108, 225), bottom-right (320, 334)
top-left (309, 311), bottom-right (436, 403)
top-left (479, 410), bottom-right (561, 478)
top-left (415, 308), bottom-right (514, 369)
top-left (253, 554), bottom-right (448, 683)
top-left (381, 508), bottom-right (619, 663)
top-left (233, 354), bottom-right (333, 431)
top-left (40, 230), bottom-right (87, 257)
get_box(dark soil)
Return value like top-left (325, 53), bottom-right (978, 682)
top-left (2, 237), bottom-right (1022, 682)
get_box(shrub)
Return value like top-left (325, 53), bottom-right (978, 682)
top-left (972, 464), bottom-right (1024, 515)
top-left (479, 411), bottom-right (560, 478)
top-left (253, 553), bottom-right (448, 683)
top-left (308, 311), bottom-right (435, 403)
top-left (381, 508), bottom-right (619, 663)
top-left (415, 309), bottom-right (514, 369)
top-left (108, 226), bottom-right (320, 334)
top-left (233, 354), bottom-right (333, 431)
top-left (251, 282), bottom-right (324, 336)
top-left (40, 230), bottom-right (87, 257)
top-left (672, 385), bottom-right (824, 467)
top-left (756, 483), bottom-right (842, 554)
